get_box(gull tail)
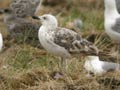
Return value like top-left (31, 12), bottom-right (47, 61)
top-left (101, 61), bottom-right (120, 71)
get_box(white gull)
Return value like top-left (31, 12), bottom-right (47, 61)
top-left (84, 56), bottom-right (120, 76)
top-left (104, 0), bottom-right (120, 43)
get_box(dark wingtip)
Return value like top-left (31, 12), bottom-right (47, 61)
top-left (4, 8), bottom-right (12, 13)
top-left (32, 16), bottom-right (40, 20)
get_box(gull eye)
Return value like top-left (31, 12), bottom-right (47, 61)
top-left (43, 16), bottom-right (47, 20)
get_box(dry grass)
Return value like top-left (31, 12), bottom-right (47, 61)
top-left (0, 0), bottom-right (120, 90)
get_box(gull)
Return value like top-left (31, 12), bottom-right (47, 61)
top-left (0, 9), bottom-right (40, 42)
top-left (84, 56), bottom-right (120, 76)
top-left (104, 0), bottom-right (120, 61)
top-left (0, 0), bottom-right (42, 43)
top-left (32, 14), bottom-right (98, 72)
top-left (104, 0), bottom-right (120, 43)
top-left (0, 33), bottom-right (3, 51)
top-left (9, 0), bottom-right (42, 18)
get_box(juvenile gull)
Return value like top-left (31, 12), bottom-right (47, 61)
top-left (0, 33), bottom-right (3, 51)
top-left (10, 0), bottom-right (42, 18)
top-left (32, 14), bottom-right (98, 72)
top-left (0, 0), bottom-right (42, 44)
top-left (0, 9), bottom-right (40, 43)
top-left (84, 56), bottom-right (120, 76)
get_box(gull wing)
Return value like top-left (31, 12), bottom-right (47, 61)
top-left (54, 27), bottom-right (98, 55)
top-left (112, 17), bottom-right (120, 33)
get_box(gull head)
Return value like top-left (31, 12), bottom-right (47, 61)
top-left (32, 14), bottom-right (58, 27)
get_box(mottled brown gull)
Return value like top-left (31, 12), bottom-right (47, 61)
top-left (32, 14), bottom-right (98, 72)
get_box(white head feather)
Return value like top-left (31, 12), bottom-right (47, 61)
top-left (39, 14), bottom-right (58, 28)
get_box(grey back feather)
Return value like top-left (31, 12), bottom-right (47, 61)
top-left (112, 18), bottom-right (120, 33)
top-left (116, 0), bottom-right (120, 13)
top-left (101, 61), bottom-right (120, 71)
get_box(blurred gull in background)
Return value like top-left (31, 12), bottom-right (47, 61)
top-left (104, 0), bottom-right (120, 43)
top-left (104, 0), bottom-right (120, 61)
top-left (0, 0), bottom-right (42, 44)
top-left (84, 56), bottom-right (120, 76)
top-left (0, 9), bottom-right (40, 42)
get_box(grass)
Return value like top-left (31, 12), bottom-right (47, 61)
top-left (0, 0), bottom-right (120, 90)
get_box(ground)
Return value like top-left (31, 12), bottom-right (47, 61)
top-left (0, 0), bottom-right (120, 90)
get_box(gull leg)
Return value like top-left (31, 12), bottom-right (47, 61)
top-left (59, 57), bottom-right (68, 73)
top-left (62, 58), bottom-right (68, 72)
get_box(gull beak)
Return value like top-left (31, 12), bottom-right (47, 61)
top-left (3, 8), bottom-right (12, 14)
top-left (32, 16), bottom-right (40, 20)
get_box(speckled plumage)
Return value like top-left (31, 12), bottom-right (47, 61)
top-left (10, 0), bottom-right (42, 18)
top-left (54, 27), bottom-right (95, 54)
